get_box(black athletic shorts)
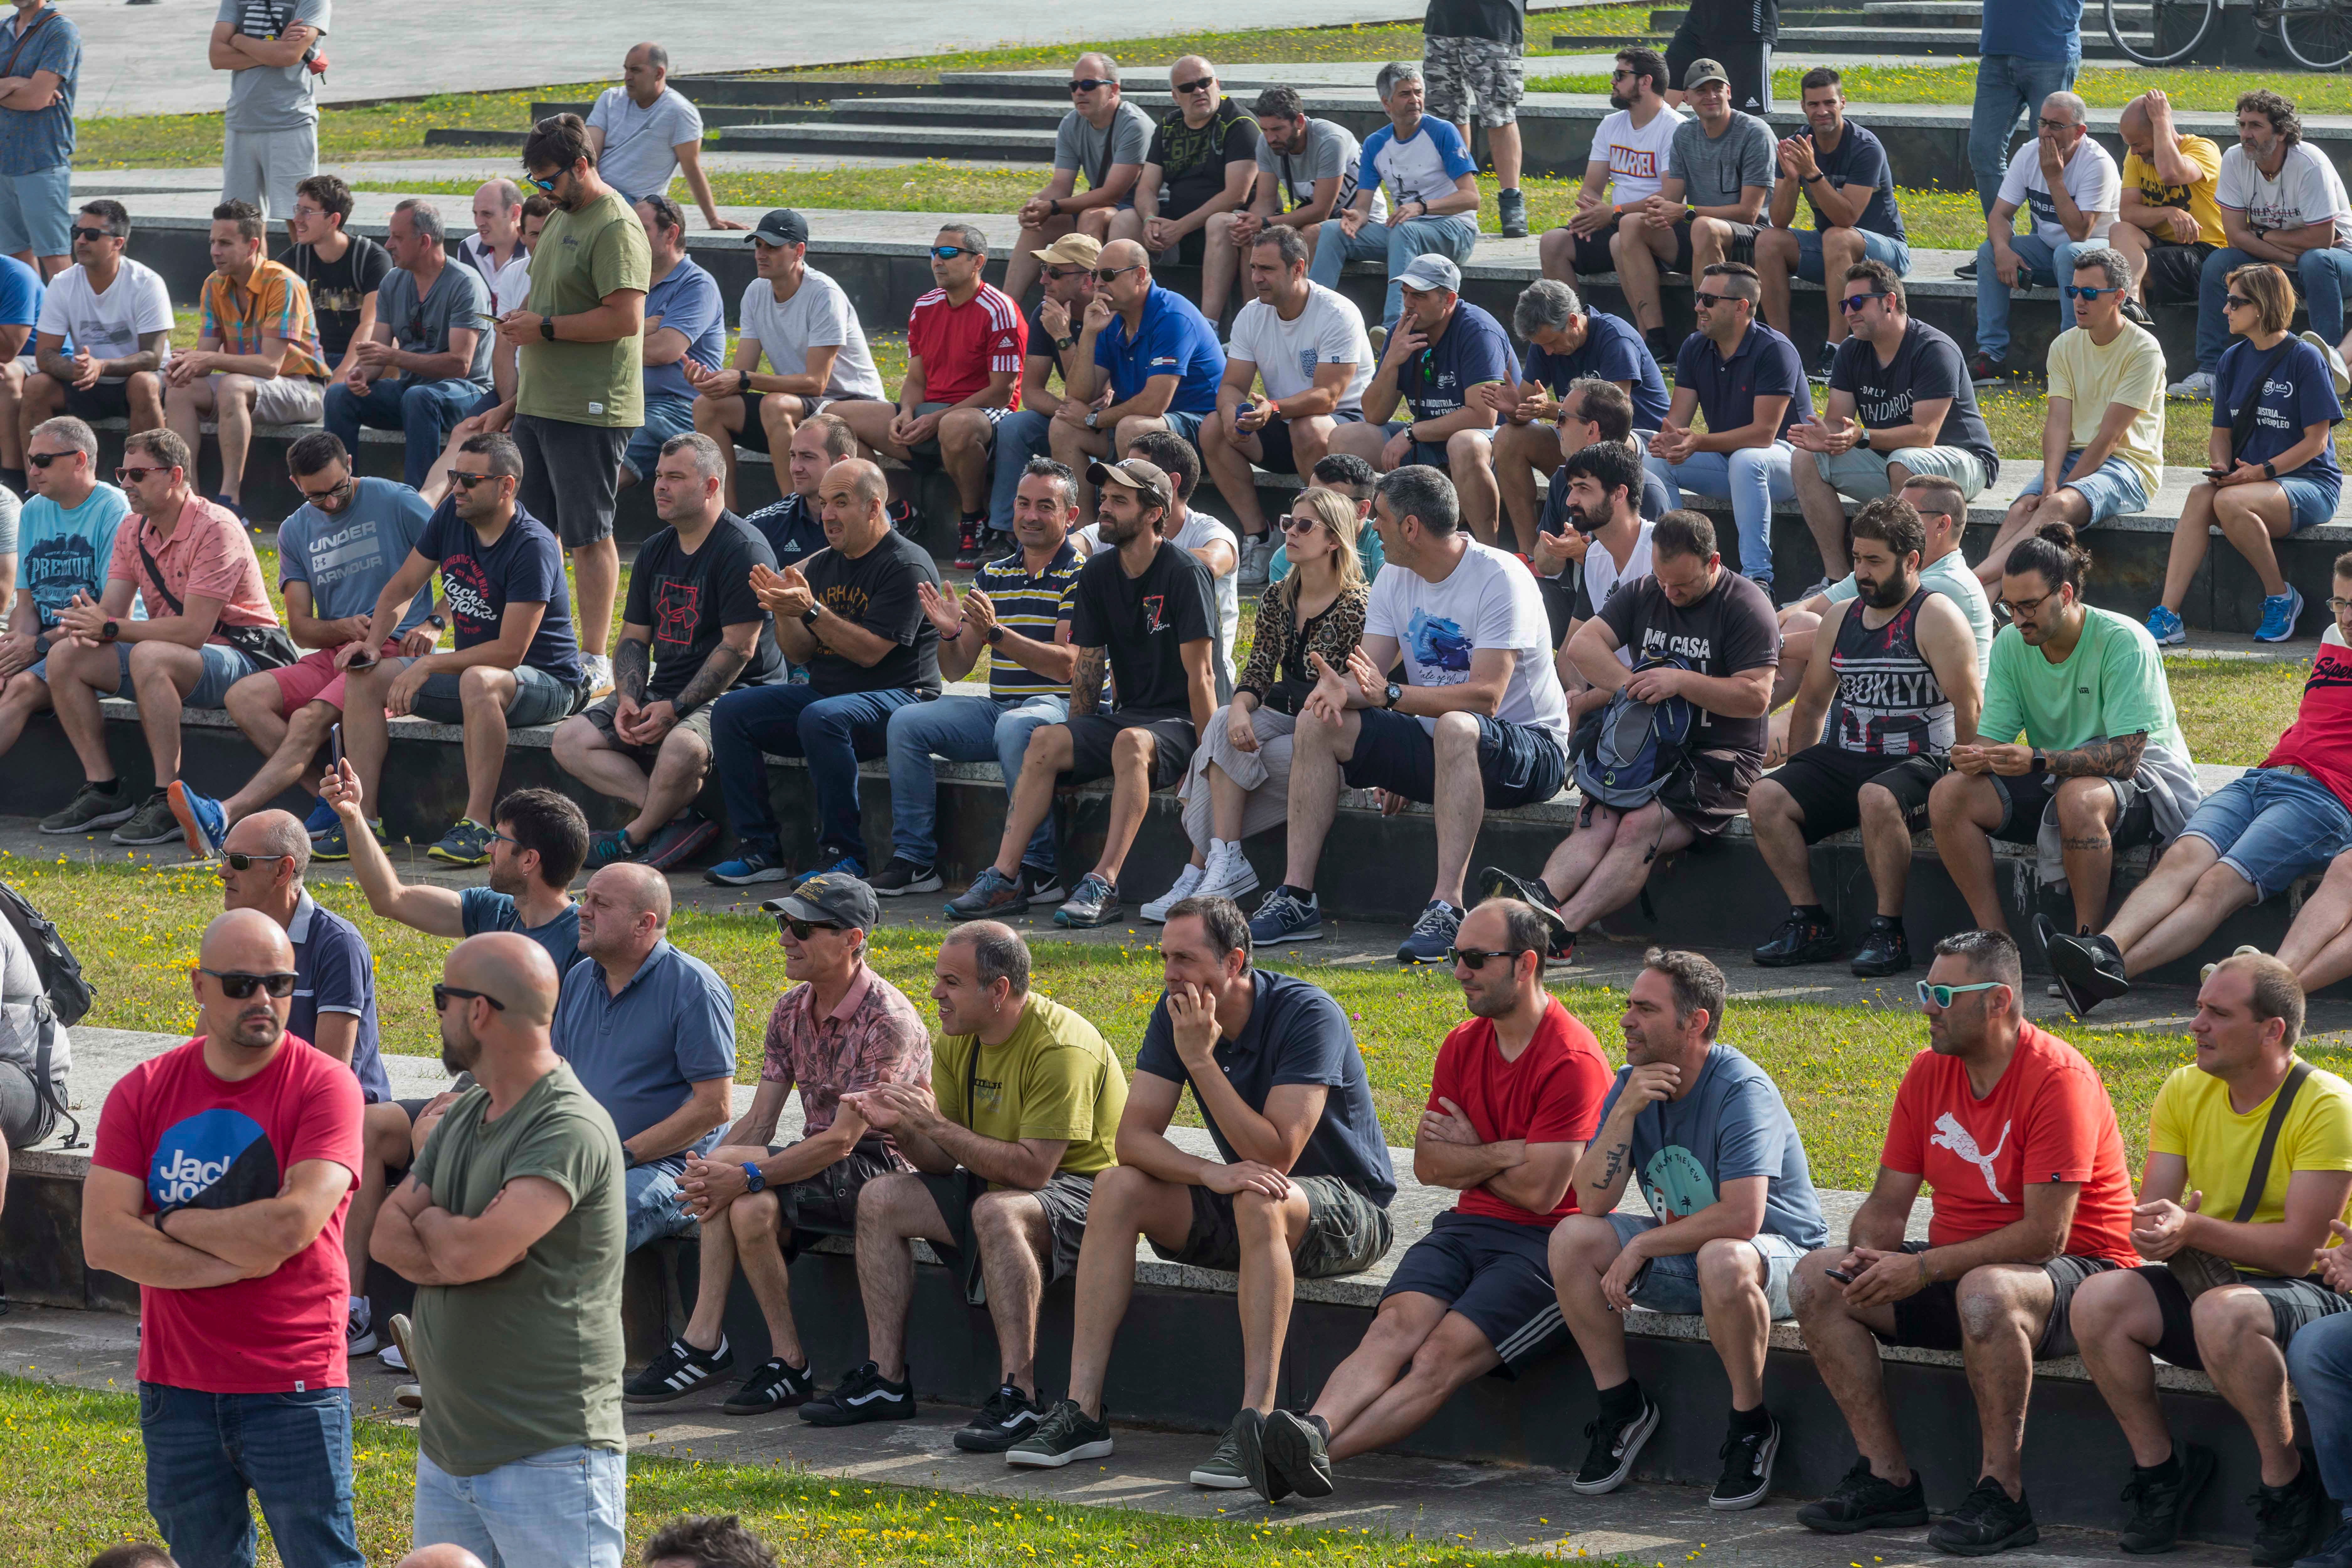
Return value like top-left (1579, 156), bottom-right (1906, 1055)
top-left (1666, 24), bottom-right (1774, 114)
top-left (761, 1133), bottom-right (903, 1260)
top-left (1151, 1175), bottom-right (1395, 1279)
top-left (919, 1165), bottom-right (1096, 1305)
top-left (1772, 745), bottom-right (1948, 842)
top-left (1063, 708), bottom-right (1197, 789)
top-left (63, 379), bottom-right (136, 423)
top-left (1990, 770), bottom-right (2159, 849)
top-left (1666, 218), bottom-right (1760, 273)
top-left (2134, 1263), bottom-right (2352, 1371)
top-left (1566, 214), bottom-right (1624, 277)
top-left (1381, 1210), bottom-right (1566, 1376)
top-left (2138, 240), bottom-right (2217, 307)
top-left (1874, 1239), bottom-right (2116, 1360)
top-left (1344, 704), bottom-right (1569, 809)
top-left (1253, 409), bottom-right (1362, 477)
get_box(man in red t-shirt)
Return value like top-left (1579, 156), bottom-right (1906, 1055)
top-left (832, 223), bottom-right (1026, 568)
top-left (1793, 928), bottom-right (2137, 1554)
top-left (82, 907), bottom-right (365, 1568)
top-left (1260, 898), bottom-right (1610, 1500)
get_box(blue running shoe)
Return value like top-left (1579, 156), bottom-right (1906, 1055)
top-left (1247, 886), bottom-right (1323, 945)
top-left (706, 851), bottom-right (794, 887)
top-left (2144, 604), bottom-right (2187, 646)
top-left (304, 796), bottom-right (338, 837)
top-left (790, 853), bottom-right (865, 890)
top-left (2256, 585), bottom-right (2306, 643)
top-left (167, 781), bottom-right (228, 859)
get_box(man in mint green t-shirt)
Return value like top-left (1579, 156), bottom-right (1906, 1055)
top-left (1927, 527), bottom-right (2199, 939)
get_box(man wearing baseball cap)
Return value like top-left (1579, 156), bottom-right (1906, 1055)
top-left (987, 233), bottom-right (1104, 542)
top-left (687, 209), bottom-right (888, 508)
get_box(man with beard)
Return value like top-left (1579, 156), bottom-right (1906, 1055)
top-left (376, 931), bottom-right (629, 1568)
top-left (1746, 499), bottom-right (1981, 978)
top-left (987, 234), bottom-right (1100, 547)
top-left (1546, 440), bottom-right (1658, 689)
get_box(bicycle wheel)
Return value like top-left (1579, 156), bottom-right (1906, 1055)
top-left (2280, 0), bottom-right (2352, 69)
top-left (2108, 0), bottom-right (2215, 62)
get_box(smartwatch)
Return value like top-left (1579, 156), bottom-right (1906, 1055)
top-left (987, 624), bottom-right (1006, 646)
top-left (426, 612), bottom-right (448, 632)
top-left (1803, 171), bottom-right (1825, 184)
top-left (2030, 748), bottom-right (2049, 776)
top-left (2264, 460), bottom-right (2280, 479)
top-left (539, 317), bottom-right (557, 342)
top-left (801, 604), bottom-right (822, 628)
top-left (99, 619), bottom-right (119, 643)
top-left (741, 1163), bottom-right (767, 1195)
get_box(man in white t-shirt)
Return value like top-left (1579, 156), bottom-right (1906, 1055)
top-left (1199, 226), bottom-right (1375, 582)
top-left (1542, 48), bottom-right (1683, 287)
top-left (1972, 91), bottom-right (2119, 381)
top-left (17, 199), bottom-right (169, 450)
top-left (1547, 441), bottom-right (1657, 701)
top-left (1247, 464), bottom-right (1571, 965)
top-left (2175, 88), bottom-right (2352, 398)
top-left (454, 179), bottom-right (531, 318)
top-left (687, 208), bottom-right (887, 507)
top-left (584, 42), bottom-right (744, 232)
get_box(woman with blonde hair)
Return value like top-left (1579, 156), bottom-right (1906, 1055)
top-left (1142, 486), bottom-right (1371, 920)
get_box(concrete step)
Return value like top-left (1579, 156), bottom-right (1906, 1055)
top-left (715, 121), bottom-right (1062, 160)
top-left (531, 98), bottom-right (798, 131)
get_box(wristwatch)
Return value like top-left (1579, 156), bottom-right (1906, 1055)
top-left (1382, 681), bottom-right (1403, 710)
top-left (1055, 334), bottom-right (1076, 352)
top-left (99, 619), bottom-right (119, 643)
top-left (1803, 171), bottom-right (1825, 184)
top-left (2030, 747), bottom-right (2049, 776)
top-left (426, 612), bottom-right (447, 632)
top-left (987, 624), bottom-right (1005, 646)
top-left (538, 317), bottom-right (557, 342)
top-left (1085, 408), bottom-right (1101, 429)
top-left (2264, 460), bottom-right (2280, 479)
top-left (741, 1162), bottom-right (767, 1195)
top-left (800, 604), bottom-right (821, 628)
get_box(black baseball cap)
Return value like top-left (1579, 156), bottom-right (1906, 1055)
top-left (761, 872), bottom-right (877, 933)
top-left (749, 209), bottom-right (809, 247)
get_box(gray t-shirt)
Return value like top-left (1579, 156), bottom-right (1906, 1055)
top-left (215, 0), bottom-right (329, 133)
top-left (1053, 99), bottom-right (1156, 190)
top-left (277, 475), bottom-right (436, 630)
top-left (1597, 1042), bottom-right (1828, 1249)
top-left (1667, 111), bottom-right (1777, 210)
top-left (1255, 117), bottom-right (1387, 223)
top-left (585, 85), bottom-right (704, 203)
top-left (379, 257), bottom-right (494, 388)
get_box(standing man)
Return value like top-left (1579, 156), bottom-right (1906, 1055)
top-left (1049, 239), bottom-right (1220, 527)
top-left (1112, 58), bottom-right (1259, 322)
top-left (0, 0), bottom-right (79, 281)
top-left (987, 234), bottom-right (1100, 544)
top-left (2107, 90), bottom-right (2223, 321)
top-left (1970, 92), bottom-right (2119, 386)
top-left (1667, 0), bottom-right (1777, 116)
top-left (280, 175), bottom-right (389, 392)
top-left (1754, 68), bottom-right (1910, 379)
top-left (82, 908), bottom-right (364, 1568)
top-left (1614, 59), bottom-right (1775, 368)
top-left (617, 194), bottom-right (725, 490)
top-left (19, 200), bottom-right (171, 446)
top-left (209, 0), bottom-right (327, 226)
top-left (1005, 55), bottom-right (1153, 304)
top-left (1966, 0), bottom-right (2083, 224)
top-left (1540, 49), bottom-right (1683, 296)
top-left (1309, 62), bottom-right (1482, 332)
top-left (322, 199), bottom-right (492, 492)
top-left (377, 932), bottom-right (628, 1568)
top-left (584, 44), bottom-right (745, 232)
top-left (499, 113), bottom-right (653, 697)
top-left (1424, 0), bottom-right (1528, 236)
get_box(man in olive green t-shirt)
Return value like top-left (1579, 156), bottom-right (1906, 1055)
top-left (495, 112), bottom-right (653, 693)
top-left (373, 930), bottom-right (629, 1568)
top-left (803, 919), bottom-right (1128, 1454)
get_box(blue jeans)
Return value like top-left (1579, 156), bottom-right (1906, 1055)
top-left (139, 1383), bottom-right (364, 1568)
top-left (988, 408), bottom-right (1056, 532)
top-left (1975, 231), bottom-right (2078, 363)
top-left (620, 390), bottom-right (698, 482)
top-left (886, 691), bottom-right (1067, 866)
top-left (710, 682), bottom-right (921, 863)
top-left (1308, 213), bottom-right (1481, 327)
top-left (624, 1160), bottom-right (695, 1253)
top-left (1645, 442), bottom-right (1796, 584)
top-left (2198, 245), bottom-right (2352, 371)
top-left (1969, 54), bottom-right (2081, 212)
top-left (324, 373), bottom-right (485, 490)
top-left (2291, 1312), bottom-right (2352, 1508)
top-left (413, 1445), bottom-right (626, 1568)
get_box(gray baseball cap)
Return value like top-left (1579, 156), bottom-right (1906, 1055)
top-left (1396, 253), bottom-right (1462, 294)
top-left (1683, 58), bottom-right (1730, 90)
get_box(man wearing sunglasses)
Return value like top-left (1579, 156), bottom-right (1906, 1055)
top-left (985, 232), bottom-right (1100, 544)
top-left (18, 199), bottom-right (169, 449)
top-left (1328, 253), bottom-right (1509, 502)
top-left (1970, 92), bottom-right (2118, 386)
top-left (1005, 54), bottom-right (1150, 304)
top-left (0, 415), bottom-right (121, 735)
top-left (1793, 929), bottom-right (2137, 1554)
top-left (1309, 61), bottom-right (1481, 332)
top-left (323, 199), bottom-right (492, 492)
top-left (83, 908), bottom-right (366, 1568)
top-left (1046, 239), bottom-right (1220, 528)
top-left (1109, 58), bottom-right (1259, 320)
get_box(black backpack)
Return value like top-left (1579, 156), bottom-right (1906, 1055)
top-left (0, 877), bottom-right (92, 1027)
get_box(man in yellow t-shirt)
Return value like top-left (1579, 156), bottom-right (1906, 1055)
top-left (2069, 954), bottom-right (2352, 1555)
top-left (2110, 90), bottom-right (2225, 313)
top-left (805, 918), bottom-right (1128, 1450)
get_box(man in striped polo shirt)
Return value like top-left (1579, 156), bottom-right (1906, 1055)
top-left (872, 455), bottom-right (1083, 898)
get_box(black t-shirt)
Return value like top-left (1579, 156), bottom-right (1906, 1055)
top-left (799, 525), bottom-right (941, 698)
top-left (1684, 0), bottom-right (1780, 44)
top-left (1148, 101), bottom-right (1262, 223)
top-left (1828, 318), bottom-right (2000, 485)
top-left (1024, 294), bottom-right (1077, 389)
top-left (1069, 538), bottom-right (1216, 716)
top-left (1425, 0), bottom-right (1527, 44)
top-left (622, 512), bottom-right (786, 705)
top-left (741, 492), bottom-right (829, 569)
top-left (278, 234), bottom-right (392, 362)
top-left (1597, 567), bottom-right (1779, 758)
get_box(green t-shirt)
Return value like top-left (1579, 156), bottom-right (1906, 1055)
top-left (409, 1063), bottom-right (627, 1476)
top-left (518, 188), bottom-right (652, 427)
top-left (934, 993), bottom-right (1127, 1181)
top-left (1978, 604), bottom-right (2186, 756)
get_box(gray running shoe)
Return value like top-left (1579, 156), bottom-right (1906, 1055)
top-left (40, 782), bottom-right (135, 834)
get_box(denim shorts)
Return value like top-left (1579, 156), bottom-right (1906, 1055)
top-left (1796, 226), bottom-right (1912, 282)
top-left (1342, 704), bottom-right (1569, 809)
top-left (408, 662), bottom-right (584, 728)
top-left (620, 391), bottom-right (699, 481)
top-left (0, 163), bottom-right (72, 256)
top-left (2017, 449), bottom-right (2149, 523)
top-left (70, 640), bottom-right (258, 710)
top-left (1606, 1212), bottom-right (1805, 1319)
top-left (2180, 766), bottom-right (2352, 901)
top-left (2279, 472), bottom-right (2340, 533)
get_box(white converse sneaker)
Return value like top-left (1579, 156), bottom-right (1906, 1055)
top-left (1197, 842), bottom-right (1260, 904)
top-left (1141, 861), bottom-right (1207, 923)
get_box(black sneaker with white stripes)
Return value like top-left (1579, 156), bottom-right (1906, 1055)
top-left (1572, 1393), bottom-right (1659, 1495)
top-left (1711, 1411), bottom-right (1781, 1509)
top-left (624, 1335), bottom-right (734, 1404)
top-left (723, 1356), bottom-right (816, 1415)
top-left (799, 1360), bottom-right (917, 1426)
top-left (954, 1382), bottom-right (1048, 1452)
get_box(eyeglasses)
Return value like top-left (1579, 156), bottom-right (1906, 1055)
top-left (296, 474), bottom-right (354, 505)
top-left (1280, 514), bottom-right (1325, 535)
top-left (488, 828), bottom-right (520, 848)
top-left (2063, 284), bottom-right (2119, 301)
top-left (446, 469), bottom-right (499, 489)
top-left (1449, 947), bottom-right (1529, 968)
top-left (1997, 589), bottom-right (2056, 618)
top-left (1173, 76), bottom-right (1216, 95)
top-left (929, 245), bottom-right (978, 261)
top-left (26, 449), bottom-right (75, 468)
top-left (433, 983), bottom-right (506, 1012)
top-left (1095, 263), bottom-right (1144, 283)
top-left (220, 851), bottom-right (293, 872)
top-left (70, 225), bottom-right (116, 244)
top-left (1840, 292), bottom-right (1891, 313)
top-left (201, 968), bottom-right (298, 999)
top-left (2037, 116), bottom-right (2075, 131)
top-left (2226, 293), bottom-right (2256, 310)
top-left (780, 916), bottom-right (845, 940)
top-left (1068, 77), bottom-right (1115, 93)
top-left (114, 465), bottom-right (170, 484)
top-left (2330, 597), bottom-right (2352, 612)
top-left (1918, 979), bottom-right (2005, 1009)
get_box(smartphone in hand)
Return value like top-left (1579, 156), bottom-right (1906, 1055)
top-left (329, 722), bottom-right (343, 771)
top-left (1824, 1266), bottom-right (1856, 1285)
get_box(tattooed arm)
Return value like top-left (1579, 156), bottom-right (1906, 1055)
top-left (612, 633), bottom-right (652, 705)
top-left (2045, 730), bottom-right (2146, 780)
top-left (670, 623), bottom-right (761, 715)
top-left (1067, 644), bottom-right (1107, 719)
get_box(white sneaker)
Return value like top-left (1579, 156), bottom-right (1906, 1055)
top-left (379, 1339), bottom-right (408, 1373)
top-left (581, 652), bottom-right (614, 697)
top-left (1237, 533), bottom-right (1274, 590)
top-left (1197, 843), bottom-right (1260, 904)
top-left (2168, 370), bottom-right (2216, 400)
top-left (1141, 861), bottom-right (1207, 923)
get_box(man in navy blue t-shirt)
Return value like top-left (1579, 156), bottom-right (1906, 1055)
top-left (1753, 68), bottom-right (1910, 379)
top-left (1331, 253), bottom-right (1514, 516)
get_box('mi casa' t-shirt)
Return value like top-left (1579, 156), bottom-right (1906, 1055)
top-left (620, 512), bottom-right (784, 705)
top-left (1597, 567), bottom-right (1781, 757)
top-left (414, 499), bottom-right (584, 684)
top-left (1597, 1042), bottom-right (1828, 1248)
top-left (1371, 540), bottom-right (1569, 742)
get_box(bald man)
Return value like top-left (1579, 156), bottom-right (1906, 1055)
top-left (584, 43), bottom-right (744, 232)
top-left (1108, 58), bottom-right (1260, 319)
top-left (553, 863), bottom-right (735, 1252)
top-left (2108, 90), bottom-right (2223, 313)
top-left (85, 908), bottom-right (365, 1568)
top-left (1050, 239), bottom-right (1225, 526)
top-left (379, 932), bottom-right (628, 1568)
top-left (707, 458), bottom-right (945, 887)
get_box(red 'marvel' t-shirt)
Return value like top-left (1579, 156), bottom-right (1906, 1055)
top-left (1881, 1023), bottom-right (2137, 1265)
top-left (906, 282), bottom-right (1027, 408)
top-left (91, 1035), bottom-right (364, 1391)
top-left (1428, 996), bottom-right (1613, 1225)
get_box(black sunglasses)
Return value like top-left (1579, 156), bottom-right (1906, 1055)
top-left (1068, 77), bottom-right (1115, 93)
top-left (1840, 291), bottom-right (1892, 313)
top-left (1692, 290), bottom-right (1741, 309)
top-left (1174, 75), bottom-right (1216, 94)
top-left (2226, 293), bottom-right (2255, 310)
top-left (1095, 263), bottom-right (1144, 283)
top-left (1449, 947), bottom-right (1529, 969)
top-left (780, 916), bottom-right (845, 940)
top-left (26, 449), bottom-right (77, 468)
top-left (202, 968), bottom-right (298, 999)
top-left (114, 465), bottom-right (170, 484)
top-left (70, 225), bottom-right (118, 243)
top-left (433, 983), bottom-right (506, 1012)
top-left (220, 850), bottom-right (293, 872)
top-left (446, 469), bottom-right (499, 489)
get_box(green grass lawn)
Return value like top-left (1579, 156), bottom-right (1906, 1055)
top-left (1526, 61), bottom-right (2352, 115)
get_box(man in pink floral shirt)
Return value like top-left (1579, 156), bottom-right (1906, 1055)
top-left (628, 872), bottom-right (930, 1416)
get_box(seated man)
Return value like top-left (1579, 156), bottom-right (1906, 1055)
top-left (688, 209), bottom-right (887, 511)
top-left (323, 199), bottom-right (493, 492)
top-left (1532, 381), bottom-right (1676, 650)
top-left (1110, 58), bottom-right (1258, 322)
top-left (1791, 929), bottom-right (2138, 1554)
top-left (18, 200), bottom-right (169, 449)
top-left (1748, 498), bottom-right (1983, 978)
top-left (944, 457), bottom-right (1216, 928)
top-left (988, 234), bottom-right (1100, 553)
top-left (1644, 263), bottom-right (1807, 593)
top-left (2047, 559), bottom-right (2352, 1013)
top-left (162, 199), bottom-right (328, 520)
top-left (0, 416), bottom-right (127, 768)
top-left (2070, 954), bottom-right (2349, 1559)
top-left (1974, 248), bottom-right (2166, 587)
top-left (281, 175), bottom-right (391, 397)
top-left (1003, 55), bottom-right (1152, 302)
top-left (1787, 262), bottom-right (1995, 587)
top-left (554, 861), bottom-right (736, 1254)
top-left (706, 458), bottom-right (942, 887)
top-left (1248, 465), bottom-right (1571, 965)
top-left (617, 195), bottom-right (725, 491)
top-left (804, 921), bottom-right (1128, 1432)
top-left (1309, 61), bottom-right (1480, 331)
top-left (1553, 948), bottom-right (1826, 1507)
top-left (1049, 240), bottom-right (1221, 527)
top-left (1613, 58), bottom-right (1774, 369)
top-left (1253, 898), bottom-right (1605, 1500)
top-left (1971, 93), bottom-right (2120, 385)
top-left (338, 431), bottom-right (588, 868)
top-left (1203, 85), bottom-right (1382, 347)
top-left (882, 457), bottom-right (1080, 900)
top-left (33, 428), bottom-right (285, 849)
top-left (834, 225), bottom-right (1024, 568)
top-left (1539, 47), bottom-right (1683, 301)
top-left (1199, 226), bottom-right (1373, 585)
top-left (1477, 511), bottom-right (1775, 965)
top-left (1475, 280), bottom-right (1671, 558)
top-left (1013, 894), bottom-right (1396, 1482)
top-left (1328, 255), bottom-right (1510, 512)
top-left (1102, 430), bottom-right (1240, 698)
top-left (629, 872), bottom-right (930, 1416)
top-left (2106, 89), bottom-right (2223, 320)
top-left (556, 432), bottom-right (784, 874)
top-left (744, 410), bottom-right (854, 571)
top-left (1754, 68), bottom-right (1911, 379)
top-left (1928, 524), bottom-right (2199, 940)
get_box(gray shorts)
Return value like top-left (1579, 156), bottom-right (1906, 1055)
top-left (1607, 1212), bottom-right (1806, 1319)
top-left (908, 400), bottom-right (1009, 463)
top-left (515, 413), bottom-right (631, 548)
top-left (1423, 34), bottom-right (1524, 126)
top-left (220, 124), bottom-right (316, 224)
top-left (406, 661), bottom-right (584, 728)
top-left (1149, 1175), bottom-right (1396, 1279)
top-left (580, 691), bottom-right (716, 766)
top-left (919, 1166), bottom-right (1095, 1305)
top-left (1811, 443), bottom-right (1989, 503)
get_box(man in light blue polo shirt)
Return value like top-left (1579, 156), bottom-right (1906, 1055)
top-left (1049, 237), bottom-right (1223, 524)
top-left (554, 861), bottom-right (736, 1252)
top-left (621, 193), bottom-right (725, 490)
